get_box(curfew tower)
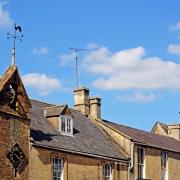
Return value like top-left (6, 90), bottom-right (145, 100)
top-left (0, 65), bottom-right (31, 179)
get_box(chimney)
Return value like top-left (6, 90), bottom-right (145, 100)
top-left (168, 124), bottom-right (180, 141)
top-left (89, 97), bottom-right (101, 119)
top-left (74, 87), bottom-right (90, 115)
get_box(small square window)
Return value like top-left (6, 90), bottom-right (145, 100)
top-left (59, 115), bottom-right (73, 135)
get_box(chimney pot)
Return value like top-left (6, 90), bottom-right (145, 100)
top-left (89, 97), bottom-right (101, 119)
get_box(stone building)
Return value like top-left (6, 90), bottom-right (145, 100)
top-left (0, 65), bottom-right (180, 180)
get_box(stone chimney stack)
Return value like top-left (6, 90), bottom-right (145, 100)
top-left (74, 87), bottom-right (90, 115)
top-left (89, 97), bottom-right (101, 119)
top-left (168, 124), bottom-right (180, 141)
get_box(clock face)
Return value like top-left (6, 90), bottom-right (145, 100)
top-left (7, 143), bottom-right (25, 169)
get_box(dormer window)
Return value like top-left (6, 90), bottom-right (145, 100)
top-left (59, 115), bottom-right (73, 136)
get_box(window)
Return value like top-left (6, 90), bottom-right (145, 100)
top-left (161, 152), bottom-right (168, 180)
top-left (138, 147), bottom-right (145, 179)
top-left (52, 157), bottom-right (63, 180)
top-left (59, 115), bottom-right (73, 135)
top-left (103, 163), bottom-right (112, 180)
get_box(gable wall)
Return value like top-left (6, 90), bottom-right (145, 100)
top-left (95, 121), bottom-right (131, 157)
top-left (153, 124), bottom-right (167, 136)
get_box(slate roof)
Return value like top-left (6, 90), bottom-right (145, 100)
top-left (30, 99), bottom-right (127, 161)
top-left (103, 120), bottom-right (180, 153)
top-left (44, 105), bottom-right (66, 117)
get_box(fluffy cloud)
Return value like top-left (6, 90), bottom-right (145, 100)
top-left (82, 46), bottom-right (180, 90)
top-left (58, 52), bottom-right (75, 66)
top-left (170, 21), bottom-right (180, 31)
top-left (168, 44), bottom-right (180, 55)
top-left (0, 1), bottom-right (13, 28)
top-left (86, 42), bottom-right (101, 50)
top-left (117, 92), bottom-right (156, 103)
top-left (32, 47), bottom-right (49, 55)
top-left (22, 73), bottom-right (62, 96)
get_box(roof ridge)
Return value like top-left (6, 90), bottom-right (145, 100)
top-left (103, 119), bottom-right (180, 144)
top-left (30, 99), bottom-right (57, 106)
top-left (103, 119), bottom-right (152, 134)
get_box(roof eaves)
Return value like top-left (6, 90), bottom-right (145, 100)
top-left (32, 143), bottom-right (129, 163)
top-left (132, 140), bottom-right (180, 154)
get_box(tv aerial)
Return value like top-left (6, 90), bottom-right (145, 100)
top-left (7, 23), bottom-right (23, 65)
top-left (69, 47), bottom-right (89, 88)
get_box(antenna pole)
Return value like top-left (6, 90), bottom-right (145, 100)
top-left (70, 48), bottom-right (89, 88)
top-left (75, 50), bottom-right (78, 88)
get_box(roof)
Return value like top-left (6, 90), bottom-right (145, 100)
top-left (0, 65), bottom-right (17, 92)
top-left (44, 105), bottom-right (66, 117)
top-left (0, 65), bottom-right (31, 114)
top-left (103, 120), bottom-right (180, 153)
top-left (30, 99), bottom-right (127, 161)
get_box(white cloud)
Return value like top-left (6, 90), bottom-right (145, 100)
top-left (81, 46), bottom-right (180, 90)
top-left (0, 1), bottom-right (13, 28)
top-left (117, 92), bottom-right (156, 103)
top-left (170, 22), bottom-right (180, 31)
top-left (22, 73), bottom-right (62, 96)
top-left (86, 42), bottom-right (101, 50)
top-left (32, 47), bottom-right (49, 55)
top-left (58, 52), bottom-right (75, 66)
top-left (168, 44), bottom-right (180, 55)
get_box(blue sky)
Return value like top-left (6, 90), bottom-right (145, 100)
top-left (0, 0), bottom-right (180, 131)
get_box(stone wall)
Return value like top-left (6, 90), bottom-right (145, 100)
top-left (133, 145), bottom-right (180, 180)
top-left (30, 146), bottom-right (128, 180)
top-left (0, 112), bottom-right (30, 180)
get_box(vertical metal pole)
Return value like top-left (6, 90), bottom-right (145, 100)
top-left (75, 50), bottom-right (78, 88)
top-left (12, 24), bottom-right (16, 65)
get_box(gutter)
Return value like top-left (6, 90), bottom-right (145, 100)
top-left (32, 143), bottom-right (129, 164)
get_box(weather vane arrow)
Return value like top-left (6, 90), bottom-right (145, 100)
top-left (7, 23), bottom-right (23, 65)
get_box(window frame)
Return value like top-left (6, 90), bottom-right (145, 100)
top-left (59, 115), bottom-right (73, 136)
top-left (137, 147), bottom-right (145, 179)
top-left (103, 163), bottom-right (112, 180)
top-left (52, 157), bottom-right (64, 180)
top-left (161, 151), bottom-right (168, 180)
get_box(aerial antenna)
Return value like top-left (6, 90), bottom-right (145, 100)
top-left (69, 47), bottom-right (89, 88)
top-left (7, 23), bottom-right (23, 65)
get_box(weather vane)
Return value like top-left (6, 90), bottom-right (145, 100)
top-left (69, 47), bottom-right (89, 88)
top-left (7, 23), bottom-right (23, 65)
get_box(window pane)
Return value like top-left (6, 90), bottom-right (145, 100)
top-left (61, 117), bottom-right (66, 132)
top-left (103, 164), bottom-right (111, 180)
top-left (60, 116), bottom-right (73, 135)
top-left (138, 148), bottom-right (144, 164)
top-left (161, 152), bottom-right (168, 180)
top-left (138, 148), bottom-right (145, 178)
top-left (161, 152), bottom-right (168, 169)
top-left (52, 158), bottom-right (63, 180)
